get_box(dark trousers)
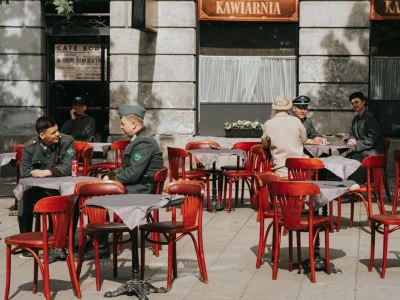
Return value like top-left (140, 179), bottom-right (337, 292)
top-left (346, 152), bottom-right (368, 184)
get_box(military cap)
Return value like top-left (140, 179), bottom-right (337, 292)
top-left (72, 96), bottom-right (86, 105)
top-left (118, 105), bottom-right (146, 119)
top-left (349, 92), bottom-right (367, 102)
top-left (293, 95), bottom-right (310, 107)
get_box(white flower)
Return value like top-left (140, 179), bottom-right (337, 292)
top-left (226, 124), bottom-right (232, 130)
top-left (237, 120), bottom-right (243, 126)
top-left (243, 121), bottom-right (251, 126)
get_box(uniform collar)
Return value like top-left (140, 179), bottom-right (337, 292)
top-left (130, 127), bottom-right (147, 142)
top-left (39, 140), bottom-right (56, 153)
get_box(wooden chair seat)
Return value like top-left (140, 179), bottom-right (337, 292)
top-left (224, 170), bottom-right (255, 177)
top-left (181, 170), bottom-right (209, 179)
top-left (88, 162), bottom-right (115, 170)
top-left (84, 222), bottom-right (129, 233)
top-left (140, 221), bottom-right (198, 233)
top-left (5, 232), bottom-right (55, 248)
top-left (278, 216), bottom-right (330, 228)
top-left (369, 214), bottom-right (400, 225)
top-left (263, 208), bottom-right (282, 218)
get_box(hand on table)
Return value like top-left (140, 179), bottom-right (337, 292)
top-left (314, 137), bottom-right (328, 145)
top-left (102, 175), bottom-right (110, 181)
top-left (30, 169), bottom-right (52, 178)
top-left (347, 139), bottom-right (356, 147)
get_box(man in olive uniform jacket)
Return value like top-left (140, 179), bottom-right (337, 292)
top-left (103, 105), bottom-right (163, 194)
top-left (292, 95), bottom-right (327, 145)
top-left (19, 116), bottom-right (75, 236)
top-left (61, 96), bottom-right (96, 142)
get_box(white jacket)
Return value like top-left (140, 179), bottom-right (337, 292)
top-left (261, 112), bottom-right (308, 179)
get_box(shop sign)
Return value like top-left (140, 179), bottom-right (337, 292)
top-left (55, 44), bottom-right (107, 81)
top-left (198, 0), bottom-right (299, 22)
top-left (371, 0), bottom-right (400, 20)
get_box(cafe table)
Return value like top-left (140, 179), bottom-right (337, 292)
top-left (304, 143), bottom-right (353, 158)
top-left (0, 152), bottom-right (16, 167)
top-left (187, 148), bottom-right (246, 213)
top-left (88, 142), bottom-right (112, 155)
top-left (83, 194), bottom-right (185, 299)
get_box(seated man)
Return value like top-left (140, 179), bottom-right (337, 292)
top-left (18, 116), bottom-right (75, 257)
top-left (81, 105), bottom-right (163, 260)
top-left (61, 96), bottom-right (96, 142)
top-left (292, 95), bottom-right (327, 145)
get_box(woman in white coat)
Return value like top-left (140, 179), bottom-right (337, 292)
top-left (261, 95), bottom-right (308, 179)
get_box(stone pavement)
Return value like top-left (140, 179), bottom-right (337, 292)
top-left (0, 177), bottom-right (399, 300)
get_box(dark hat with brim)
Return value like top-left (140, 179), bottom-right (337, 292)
top-left (118, 105), bottom-right (146, 119)
top-left (293, 95), bottom-right (310, 107)
top-left (349, 92), bottom-right (368, 102)
top-left (72, 96), bottom-right (86, 106)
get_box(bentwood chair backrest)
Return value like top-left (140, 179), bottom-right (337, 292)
top-left (257, 148), bottom-right (272, 172)
top-left (286, 158), bottom-right (325, 181)
top-left (185, 141), bottom-right (221, 169)
top-left (255, 172), bottom-right (281, 213)
top-left (167, 147), bottom-right (189, 181)
top-left (153, 167), bottom-right (168, 195)
top-left (111, 140), bottom-right (130, 168)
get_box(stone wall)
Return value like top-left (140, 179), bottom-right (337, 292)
top-left (298, 1), bottom-right (370, 135)
top-left (0, 1), bottom-right (45, 152)
top-left (109, 0), bottom-right (196, 146)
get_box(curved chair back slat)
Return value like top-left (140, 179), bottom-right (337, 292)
top-left (286, 158), bottom-right (325, 181)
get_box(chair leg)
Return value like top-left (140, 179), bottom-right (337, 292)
top-left (227, 178), bottom-right (233, 213)
top-left (329, 201), bottom-right (334, 233)
top-left (309, 230), bottom-right (316, 283)
top-left (113, 233), bottom-right (118, 279)
top-left (217, 173), bottom-right (223, 203)
top-left (223, 176), bottom-right (228, 205)
top-left (296, 231), bottom-right (302, 271)
top-left (337, 197), bottom-right (342, 232)
top-left (382, 225), bottom-right (389, 279)
top-left (33, 249), bottom-right (39, 293)
top-left (240, 179), bottom-right (245, 204)
top-left (384, 172), bottom-right (391, 202)
top-left (172, 236), bottom-right (177, 279)
top-left (77, 234), bottom-right (86, 279)
top-left (256, 218), bottom-right (265, 269)
top-left (206, 178), bottom-right (211, 212)
top-left (167, 236), bottom-right (174, 290)
top-left (4, 245), bottom-right (11, 300)
top-left (325, 227), bottom-right (331, 275)
top-left (93, 237), bottom-right (101, 291)
top-left (288, 230), bottom-right (293, 272)
top-left (65, 248), bottom-right (82, 298)
top-left (349, 196), bottom-right (355, 228)
top-left (140, 230), bottom-right (146, 280)
top-left (369, 222), bottom-right (375, 272)
top-left (42, 246), bottom-right (51, 300)
top-left (198, 232), bottom-right (208, 283)
top-left (272, 226), bottom-right (281, 280)
top-left (234, 179), bottom-right (239, 206)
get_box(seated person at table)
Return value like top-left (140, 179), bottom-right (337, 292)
top-left (292, 95), bottom-right (327, 145)
top-left (61, 96), bottom-right (95, 142)
top-left (102, 105), bottom-right (163, 193)
top-left (261, 95), bottom-right (308, 179)
top-left (18, 116), bottom-right (75, 256)
top-left (345, 92), bottom-right (384, 183)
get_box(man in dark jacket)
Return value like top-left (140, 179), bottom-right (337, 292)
top-left (61, 96), bottom-right (96, 142)
top-left (18, 116), bottom-right (75, 257)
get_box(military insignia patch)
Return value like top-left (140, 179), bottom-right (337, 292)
top-left (67, 148), bottom-right (75, 157)
top-left (133, 153), bottom-right (142, 161)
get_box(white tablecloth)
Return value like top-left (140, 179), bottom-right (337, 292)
top-left (13, 176), bottom-right (95, 201)
top-left (187, 149), bottom-right (246, 169)
top-left (319, 156), bottom-right (361, 180)
top-left (88, 142), bottom-right (112, 155)
top-left (304, 143), bottom-right (352, 158)
top-left (313, 180), bottom-right (355, 209)
top-left (84, 194), bottom-right (185, 230)
top-left (0, 152), bottom-right (16, 166)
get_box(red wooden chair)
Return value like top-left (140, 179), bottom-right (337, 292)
top-left (286, 158), bottom-right (334, 232)
top-left (186, 141), bottom-right (223, 202)
top-left (336, 155), bottom-right (385, 231)
top-left (383, 138), bottom-right (391, 202)
top-left (254, 172), bottom-right (281, 270)
top-left (257, 148), bottom-right (272, 173)
top-left (74, 141), bottom-right (90, 161)
top-left (4, 195), bottom-right (82, 300)
top-left (139, 180), bottom-right (208, 290)
top-left (11, 144), bottom-right (24, 210)
top-left (88, 139), bottom-right (130, 176)
top-left (221, 142), bottom-right (261, 207)
top-left (223, 144), bottom-right (263, 212)
top-left (368, 149), bottom-right (400, 278)
top-left (77, 146), bottom-right (93, 176)
top-left (269, 181), bottom-right (330, 282)
top-left (75, 180), bottom-right (128, 291)
top-left (167, 147), bottom-right (211, 211)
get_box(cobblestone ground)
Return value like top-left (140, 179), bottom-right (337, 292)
top-left (0, 177), bottom-right (399, 300)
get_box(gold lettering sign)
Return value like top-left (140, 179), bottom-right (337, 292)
top-left (371, 0), bottom-right (400, 20)
top-left (198, 0), bottom-right (299, 22)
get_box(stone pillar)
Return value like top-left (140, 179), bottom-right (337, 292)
top-left (109, 0), bottom-right (196, 150)
top-left (298, 1), bottom-right (370, 135)
top-left (0, 1), bottom-right (45, 151)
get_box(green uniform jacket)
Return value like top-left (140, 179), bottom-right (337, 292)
top-left (106, 128), bottom-right (163, 194)
top-left (61, 114), bottom-right (95, 142)
top-left (302, 117), bottom-right (319, 139)
top-left (20, 135), bottom-right (75, 178)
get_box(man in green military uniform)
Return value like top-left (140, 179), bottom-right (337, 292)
top-left (18, 116), bottom-right (75, 256)
top-left (103, 105), bottom-right (163, 194)
top-left (292, 95), bottom-right (327, 145)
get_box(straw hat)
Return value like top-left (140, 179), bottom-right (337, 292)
top-left (272, 95), bottom-right (292, 110)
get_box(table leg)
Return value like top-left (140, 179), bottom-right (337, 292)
top-left (104, 227), bottom-right (167, 299)
top-left (294, 208), bottom-right (342, 275)
top-left (211, 162), bottom-right (224, 213)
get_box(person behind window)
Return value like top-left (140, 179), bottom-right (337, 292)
top-left (292, 95), bottom-right (327, 145)
top-left (261, 95), bottom-right (308, 179)
top-left (345, 92), bottom-right (384, 183)
top-left (61, 96), bottom-right (96, 142)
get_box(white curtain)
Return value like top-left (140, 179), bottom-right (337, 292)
top-left (199, 56), bottom-right (296, 103)
top-left (371, 58), bottom-right (400, 100)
